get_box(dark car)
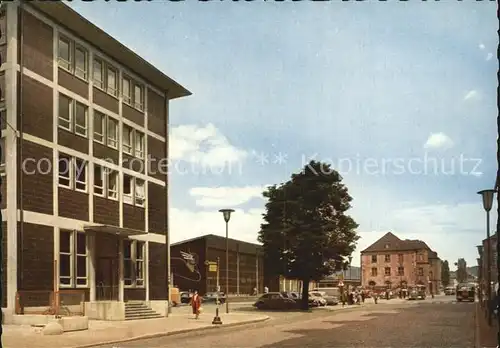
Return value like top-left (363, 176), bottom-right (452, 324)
top-left (202, 291), bottom-right (226, 304)
top-left (456, 283), bottom-right (475, 302)
top-left (253, 292), bottom-right (298, 310)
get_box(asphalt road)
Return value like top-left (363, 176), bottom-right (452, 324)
top-left (100, 297), bottom-right (476, 348)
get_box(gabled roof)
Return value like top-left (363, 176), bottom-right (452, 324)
top-left (171, 234), bottom-right (261, 248)
top-left (361, 232), bottom-right (437, 254)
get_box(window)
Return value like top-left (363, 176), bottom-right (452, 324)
top-left (122, 125), bottom-right (133, 154)
top-left (371, 268), bottom-right (377, 277)
top-left (418, 253), bottom-right (424, 261)
top-left (397, 267), bottom-right (404, 276)
top-left (59, 94), bottom-right (88, 138)
top-left (135, 179), bottom-right (145, 206)
top-left (107, 117), bottom-right (118, 149)
top-left (59, 230), bottom-right (87, 287)
top-left (123, 240), bottom-right (145, 287)
top-left (122, 77), bottom-right (131, 104)
top-left (107, 66), bottom-right (118, 97)
top-left (93, 59), bottom-right (104, 89)
top-left (123, 175), bottom-right (145, 207)
top-left (74, 46), bottom-right (88, 80)
top-left (58, 153), bottom-right (87, 192)
top-left (57, 36), bottom-right (88, 81)
top-left (74, 102), bottom-right (87, 137)
top-left (94, 165), bottom-right (104, 196)
top-left (0, 138), bottom-right (5, 169)
top-left (94, 111), bottom-right (105, 143)
top-left (58, 94), bottom-right (72, 131)
top-left (58, 153), bottom-right (72, 188)
top-left (398, 254), bottom-right (404, 263)
top-left (417, 267), bottom-right (424, 276)
top-left (58, 36), bottom-right (71, 71)
top-left (384, 243), bottom-right (390, 249)
top-left (107, 170), bottom-right (118, 199)
top-left (384, 267), bottom-right (391, 276)
top-left (134, 84), bottom-right (143, 110)
top-left (135, 131), bottom-right (144, 158)
top-left (74, 157), bottom-right (87, 192)
top-left (123, 174), bottom-right (133, 204)
top-left (384, 254), bottom-right (391, 263)
top-left (371, 255), bottom-right (377, 263)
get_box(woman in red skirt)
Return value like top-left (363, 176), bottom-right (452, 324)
top-left (190, 290), bottom-right (202, 319)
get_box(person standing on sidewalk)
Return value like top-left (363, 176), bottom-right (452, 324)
top-left (190, 290), bottom-right (202, 319)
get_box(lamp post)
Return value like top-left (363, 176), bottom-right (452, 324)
top-left (348, 256), bottom-right (353, 289)
top-left (477, 189), bottom-right (496, 326)
top-left (219, 209), bottom-right (235, 314)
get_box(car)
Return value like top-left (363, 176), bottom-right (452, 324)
top-left (456, 283), bottom-right (475, 302)
top-left (407, 285), bottom-right (426, 300)
top-left (310, 291), bottom-right (338, 306)
top-left (202, 291), bottom-right (226, 304)
top-left (180, 291), bottom-right (191, 304)
top-left (444, 286), bottom-right (456, 296)
top-left (253, 292), bottom-right (298, 310)
top-left (309, 292), bottom-right (327, 306)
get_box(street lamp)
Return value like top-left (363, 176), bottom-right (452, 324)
top-left (219, 209), bottom-right (234, 314)
top-left (477, 189), bottom-right (496, 326)
top-left (348, 256), bottom-right (353, 289)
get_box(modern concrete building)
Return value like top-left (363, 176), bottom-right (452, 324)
top-left (170, 234), bottom-right (265, 296)
top-left (0, 1), bottom-right (190, 320)
top-left (360, 232), bottom-right (441, 293)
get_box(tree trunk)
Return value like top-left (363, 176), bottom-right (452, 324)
top-left (301, 278), bottom-right (310, 310)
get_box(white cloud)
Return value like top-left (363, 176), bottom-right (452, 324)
top-left (170, 207), bottom-right (264, 244)
top-left (189, 186), bottom-right (267, 208)
top-left (423, 132), bottom-right (454, 150)
top-left (463, 89), bottom-right (479, 101)
top-left (479, 43), bottom-right (486, 50)
top-left (169, 123), bottom-right (247, 167)
top-left (486, 52), bottom-right (493, 61)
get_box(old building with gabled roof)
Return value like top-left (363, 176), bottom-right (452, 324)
top-left (360, 232), bottom-right (441, 293)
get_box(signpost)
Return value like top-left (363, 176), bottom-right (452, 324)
top-left (209, 258), bottom-right (222, 325)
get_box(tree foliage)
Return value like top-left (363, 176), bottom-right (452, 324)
top-left (258, 160), bottom-right (360, 309)
top-left (455, 258), bottom-right (468, 283)
top-left (441, 260), bottom-right (450, 287)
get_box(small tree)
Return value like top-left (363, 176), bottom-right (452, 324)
top-left (258, 160), bottom-right (359, 310)
top-left (441, 260), bottom-right (450, 287)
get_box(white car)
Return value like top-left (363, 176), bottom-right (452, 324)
top-left (309, 292), bottom-right (327, 306)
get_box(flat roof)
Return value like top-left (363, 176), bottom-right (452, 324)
top-left (29, 2), bottom-right (191, 100)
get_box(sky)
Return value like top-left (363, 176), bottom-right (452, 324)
top-left (68, 1), bottom-right (498, 268)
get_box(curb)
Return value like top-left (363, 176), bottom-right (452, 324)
top-left (72, 316), bottom-right (270, 348)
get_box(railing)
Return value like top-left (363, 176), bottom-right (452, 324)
top-left (15, 289), bottom-right (85, 316)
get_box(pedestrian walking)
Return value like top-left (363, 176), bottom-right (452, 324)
top-left (264, 286), bottom-right (269, 294)
top-left (190, 290), bottom-right (202, 319)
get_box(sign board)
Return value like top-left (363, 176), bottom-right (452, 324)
top-left (209, 264), bottom-right (218, 272)
top-left (338, 281), bottom-right (344, 287)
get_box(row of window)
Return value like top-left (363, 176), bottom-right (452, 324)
top-left (370, 253), bottom-right (424, 263)
top-left (58, 93), bottom-right (145, 159)
top-left (59, 230), bottom-right (145, 288)
top-left (58, 35), bottom-right (145, 112)
top-left (58, 153), bottom-right (145, 207)
top-left (370, 267), bottom-right (424, 277)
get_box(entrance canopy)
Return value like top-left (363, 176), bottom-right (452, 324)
top-left (83, 224), bottom-right (147, 237)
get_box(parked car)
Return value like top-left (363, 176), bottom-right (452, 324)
top-left (444, 286), bottom-right (456, 296)
top-left (180, 291), bottom-right (191, 304)
top-left (202, 291), bottom-right (226, 304)
top-left (408, 285), bottom-right (426, 300)
top-left (310, 291), bottom-right (338, 306)
top-left (253, 292), bottom-right (298, 310)
top-left (309, 292), bottom-right (327, 306)
top-left (456, 283), bottom-right (475, 302)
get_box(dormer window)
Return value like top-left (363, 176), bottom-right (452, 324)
top-left (384, 243), bottom-right (390, 249)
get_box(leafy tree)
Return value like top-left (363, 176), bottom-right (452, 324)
top-left (441, 260), bottom-right (450, 287)
top-left (258, 160), bottom-right (360, 310)
top-left (455, 258), bottom-right (468, 283)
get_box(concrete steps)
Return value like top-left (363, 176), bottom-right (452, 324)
top-left (125, 301), bottom-right (163, 320)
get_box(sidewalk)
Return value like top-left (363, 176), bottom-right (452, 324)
top-left (475, 303), bottom-right (498, 348)
top-left (2, 312), bottom-right (269, 348)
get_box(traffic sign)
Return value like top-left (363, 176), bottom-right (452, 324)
top-left (209, 264), bottom-right (218, 272)
top-left (338, 281), bottom-right (344, 287)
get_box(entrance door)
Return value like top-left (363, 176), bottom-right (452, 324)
top-left (96, 257), bottom-right (119, 301)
